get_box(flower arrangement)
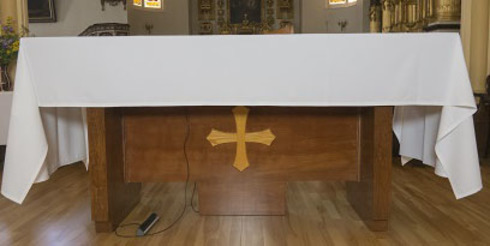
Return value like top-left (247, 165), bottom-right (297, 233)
top-left (0, 17), bottom-right (21, 66)
top-left (0, 17), bottom-right (24, 91)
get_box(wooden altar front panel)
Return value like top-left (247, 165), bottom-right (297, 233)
top-left (123, 107), bottom-right (361, 183)
top-left (124, 107), bottom-right (360, 215)
top-left (87, 107), bottom-right (392, 232)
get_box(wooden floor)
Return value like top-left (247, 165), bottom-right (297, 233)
top-left (0, 158), bottom-right (489, 245)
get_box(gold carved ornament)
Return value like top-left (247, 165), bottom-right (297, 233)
top-left (376, 0), bottom-right (459, 33)
top-left (206, 106), bottom-right (276, 171)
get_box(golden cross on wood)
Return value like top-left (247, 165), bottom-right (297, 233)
top-left (206, 106), bottom-right (276, 172)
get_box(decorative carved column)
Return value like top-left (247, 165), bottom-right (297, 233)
top-left (265, 0), bottom-right (275, 30)
top-left (370, 4), bottom-right (382, 33)
top-left (381, 0), bottom-right (395, 32)
top-left (427, 0), bottom-right (435, 20)
top-left (392, 0), bottom-right (402, 32)
top-left (276, 0), bottom-right (293, 20)
top-left (404, 0), bottom-right (420, 31)
top-left (198, 0), bottom-right (216, 34)
top-left (460, 0), bottom-right (471, 69)
top-left (419, 0), bottom-right (434, 26)
top-left (460, 0), bottom-right (490, 93)
top-left (217, 0), bottom-right (229, 34)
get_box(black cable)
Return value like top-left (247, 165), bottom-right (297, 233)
top-left (115, 110), bottom-right (192, 238)
top-left (191, 182), bottom-right (200, 213)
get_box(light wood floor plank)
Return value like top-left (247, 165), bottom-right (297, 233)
top-left (0, 158), bottom-right (489, 245)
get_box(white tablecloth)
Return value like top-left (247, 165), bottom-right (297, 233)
top-left (1, 33), bottom-right (482, 204)
top-left (0, 92), bottom-right (13, 145)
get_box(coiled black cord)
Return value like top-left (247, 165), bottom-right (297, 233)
top-left (115, 110), bottom-right (192, 238)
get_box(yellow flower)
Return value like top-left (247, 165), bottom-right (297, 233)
top-left (13, 41), bottom-right (19, 50)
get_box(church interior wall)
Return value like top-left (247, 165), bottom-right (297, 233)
top-left (9, 0), bottom-right (372, 37)
top-left (301, 0), bottom-right (369, 33)
top-left (139, 0), bottom-right (371, 35)
top-left (128, 0), bottom-right (190, 35)
top-left (28, 0), bottom-right (127, 37)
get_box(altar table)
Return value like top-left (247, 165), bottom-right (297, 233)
top-left (88, 106), bottom-right (392, 232)
top-left (1, 33), bottom-right (482, 232)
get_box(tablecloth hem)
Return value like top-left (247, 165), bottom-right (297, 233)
top-left (35, 102), bottom-right (476, 109)
top-left (33, 157), bottom-right (87, 184)
top-left (0, 191), bottom-right (24, 204)
top-left (454, 185), bottom-right (483, 200)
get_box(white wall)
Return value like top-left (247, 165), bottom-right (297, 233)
top-left (29, 0), bottom-right (128, 37)
top-left (302, 0), bottom-right (369, 33)
top-left (128, 0), bottom-right (190, 35)
top-left (0, 92), bottom-right (13, 145)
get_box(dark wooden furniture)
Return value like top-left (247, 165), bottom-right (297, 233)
top-left (87, 106), bottom-right (393, 232)
top-left (474, 76), bottom-right (490, 158)
top-left (79, 23), bottom-right (130, 37)
top-left (28, 0), bottom-right (56, 23)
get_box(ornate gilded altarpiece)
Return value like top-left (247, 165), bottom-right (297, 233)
top-left (198, 0), bottom-right (216, 20)
top-left (276, 0), bottom-right (294, 20)
top-left (197, 0), bottom-right (294, 35)
top-left (371, 0), bottom-right (461, 33)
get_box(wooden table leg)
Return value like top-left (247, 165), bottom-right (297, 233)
top-left (346, 107), bottom-right (393, 231)
top-left (87, 108), bottom-right (141, 233)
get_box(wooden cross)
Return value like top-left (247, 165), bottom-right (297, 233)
top-left (206, 106), bottom-right (276, 171)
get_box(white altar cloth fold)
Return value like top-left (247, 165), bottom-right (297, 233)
top-left (1, 33), bottom-right (482, 204)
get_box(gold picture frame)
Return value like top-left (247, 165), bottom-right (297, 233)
top-left (226, 0), bottom-right (266, 34)
top-left (28, 0), bottom-right (56, 23)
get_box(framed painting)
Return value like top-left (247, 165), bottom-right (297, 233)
top-left (28, 0), bottom-right (56, 23)
top-left (228, 0), bottom-right (264, 24)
